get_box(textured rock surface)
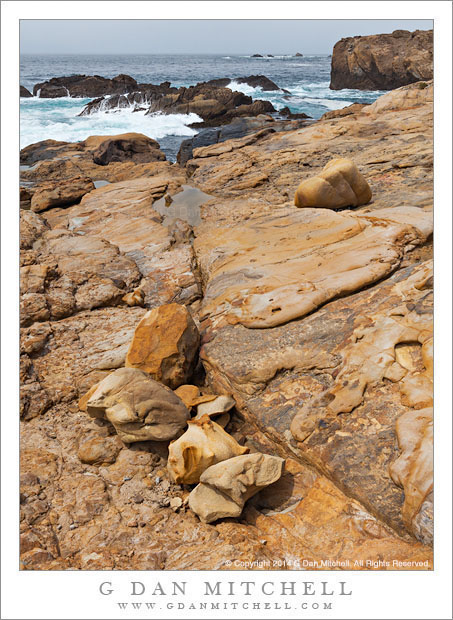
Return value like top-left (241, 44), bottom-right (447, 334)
top-left (30, 176), bottom-right (95, 212)
top-left (85, 368), bottom-right (190, 442)
top-left (125, 304), bottom-right (200, 389)
top-left (90, 133), bottom-right (166, 165)
top-left (390, 407), bottom-right (433, 544)
top-left (330, 29), bottom-right (433, 90)
top-left (189, 453), bottom-right (284, 523)
top-left (19, 80), bottom-right (433, 569)
top-left (195, 206), bottom-right (431, 330)
top-left (294, 158), bottom-right (371, 208)
top-left (167, 415), bottom-right (248, 484)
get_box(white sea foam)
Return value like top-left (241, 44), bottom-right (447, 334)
top-left (20, 98), bottom-right (201, 148)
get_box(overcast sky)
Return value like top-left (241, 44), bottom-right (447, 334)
top-left (20, 19), bottom-right (433, 55)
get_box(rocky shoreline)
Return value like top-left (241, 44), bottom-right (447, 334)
top-left (20, 71), bottom-right (433, 570)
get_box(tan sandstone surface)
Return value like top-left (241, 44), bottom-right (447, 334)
top-left (20, 80), bottom-right (433, 569)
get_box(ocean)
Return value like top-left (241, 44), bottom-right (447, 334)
top-left (20, 54), bottom-right (385, 160)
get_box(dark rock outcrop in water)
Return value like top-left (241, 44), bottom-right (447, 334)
top-left (78, 80), bottom-right (277, 128)
top-left (205, 75), bottom-right (281, 91)
top-left (20, 85), bottom-right (33, 97)
top-left (33, 74), bottom-right (149, 98)
top-left (330, 29), bottom-right (433, 90)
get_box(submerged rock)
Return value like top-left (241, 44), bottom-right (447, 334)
top-left (189, 453), bottom-right (284, 523)
top-left (125, 304), bottom-right (200, 389)
top-left (84, 367), bottom-right (190, 442)
top-left (167, 415), bottom-right (248, 484)
top-left (294, 158), bottom-right (371, 209)
top-left (330, 29), bottom-right (433, 90)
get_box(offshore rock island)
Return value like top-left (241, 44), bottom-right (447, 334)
top-left (19, 31), bottom-right (433, 570)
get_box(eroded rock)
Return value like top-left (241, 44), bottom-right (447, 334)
top-left (195, 206), bottom-right (432, 330)
top-left (31, 177), bottom-right (95, 213)
top-left (330, 29), bottom-right (433, 90)
top-left (189, 453), bottom-right (284, 523)
top-left (84, 368), bottom-right (190, 442)
top-left (167, 415), bottom-right (248, 484)
top-left (294, 158), bottom-right (371, 209)
top-left (390, 407), bottom-right (433, 544)
top-left (125, 304), bottom-right (200, 389)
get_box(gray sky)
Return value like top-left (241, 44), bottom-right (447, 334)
top-left (20, 19), bottom-right (433, 55)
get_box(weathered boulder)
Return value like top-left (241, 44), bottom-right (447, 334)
top-left (294, 52), bottom-right (303, 57)
top-left (189, 453), bottom-right (284, 523)
top-left (89, 134), bottom-right (166, 165)
top-left (167, 415), bottom-right (248, 484)
top-left (294, 158), bottom-right (371, 208)
top-left (330, 29), bottom-right (433, 90)
top-left (125, 304), bottom-right (200, 389)
top-left (84, 367), bottom-right (190, 442)
top-left (20, 85), bottom-right (33, 97)
top-left (390, 407), bottom-right (433, 544)
top-left (30, 176), bottom-right (95, 212)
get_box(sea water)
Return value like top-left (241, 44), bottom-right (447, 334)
top-left (20, 54), bottom-right (385, 160)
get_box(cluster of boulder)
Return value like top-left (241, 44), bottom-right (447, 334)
top-left (79, 303), bottom-right (284, 523)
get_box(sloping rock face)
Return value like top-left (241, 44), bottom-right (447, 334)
top-left (330, 29), bottom-right (433, 90)
top-left (20, 80), bottom-right (433, 570)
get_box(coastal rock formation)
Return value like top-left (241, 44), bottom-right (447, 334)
top-left (330, 29), bottom-right (433, 90)
top-left (89, 134), bottom-right (166, 165)
top-left (189, 453), bottom-right (284, 523)
top-left (195, 206), bottom-right (431, 330)
top-left (84, 368), bottom-right (190, 442)
top-left (294, 158), bottom-right (372, 208)
top-left (30, 176), bottom-right (95, 212)
top-left (75, 78), bottom-right (277, 128)
top-left (177, 115), bottom-right (309, 165)
top-left (33, 73), bottom-right (141, 98)
top-left (20, 85), bottom-right (33, 97)
top-left (167, 415), bottom-right (248, 484)
top-left (205, 75), bottom-right (281, 91)
top-left (125, 304), bottom-right (200, 389)
top-left (19, 79), bottom-right (433, 569)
